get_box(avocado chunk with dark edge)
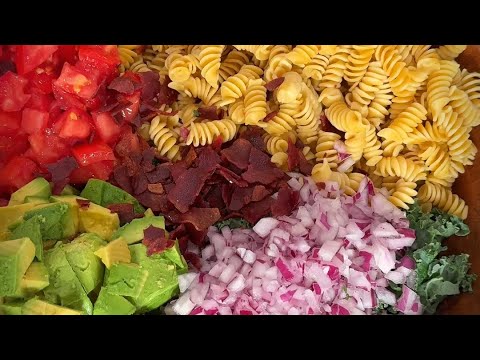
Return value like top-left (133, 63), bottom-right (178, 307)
top-left (43, 245), bottom-right (93, 314)
top-left (110, 216), bottom-right (165, 244)
top-left (80, 179), bottom-right (145, 214)
top-left (0, 300), bottom-right (24, 315)
top-left (8, 178), bottom-right (51, 206)
top-left (93, 287), bottom-right (136, 315)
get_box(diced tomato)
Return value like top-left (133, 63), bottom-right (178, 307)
top-left (28, 133), bottom-right (70, 165)
top-left (118, 90), bottom-right (141, 123)
top-left (0, 134), bottom-right (29, 165)
top-left (72, 141), bottom-right (115, 166)
top-left (52, 81), bottom-right (86, 110)
top-left (27, 68), bottom-right (56, 94)
top-left (69, 160), bottom-right (114, 184)
top-left (14, 45), bottom-right (58, 75)
top-left (54, 45), bottom-right (78, 65)
top-left (92, 111), bottom-right (121, 144)
top-left (26, 92), bottom-right (54, 112)
top-left (79, 45), bottom-right (120, 68)
top-left (57, 107), bottom-right (92, 140)
top-left (54, 62), bottom-right (99, 100)
top-left (84, 83), bottom-right (108, 111)
top-left (21, 108), bottom-right (49, 134)
top-left (0, 72), bottom-right (31, 112)
top-left (122, 70), bottom-right (141, 84)
top-left (0, 155), bottom-right (39, 194)
top-left (0, 110), bottom-right (22, 136)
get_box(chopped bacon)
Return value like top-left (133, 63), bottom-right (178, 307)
top-left (46, 156), bottom-right (79, 195)
top-left (142, 225), bottom-right (174, 256)
top-left (158, 77), bottom-right (178, 105)
top-left (138, 71), bottom-right (160, 101)
top-left (221, 138), bottom-right (252, 170)
top-left (147, 183), bottom-right (164, 194)
top-left (132, 172), bottom-right (148, 195)
top-left (167, 167), bottom-right (213, 213)
top-left (240, 196), bottom-right (274, 224)
top-left (145, 164), bottom-right (171, 183)
top-left (198, 106), bottom-right (223, 120)
top-left (76, 199), bottom-right (91, 209)
top-left (108, 76), bottom-right (136, 95)
top-left (216, 165), bottom-right (249, 188)
top-left (168, 207), bottom-right (221, 232)
top-left (271, 186), bottom-right (299, 217)
top-left (136, 191), bottom-right (171, 213)
top-left (287, 140), bottom-right (300, 172)
top-left (263, 110), bottom-right (278, 122)
top-left (242, 147), bottom-right (284, 185)
top-left (179, 127), bottom-right (190, 141)
top-left (108, 203), bottom-right (143, 225)
top-left (265, 77), bottom-right (285, 91)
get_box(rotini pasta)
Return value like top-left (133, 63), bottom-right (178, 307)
top-left (186, 119), bottom-right (237, 147)
top-left (417, 181), bottom-right (468, 219)
top-left (149, 116), bottom-right (182, 161)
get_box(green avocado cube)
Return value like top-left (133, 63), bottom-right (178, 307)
top-left (24, 196), bottom-right (50, 206)
top-left (60, 184), bottom-right (80, 196)
top-left (0, 203), bottom-right (37, 233)
top-left (9, 178), bottom-right (51, 206)
top-left (93, 287), bottom-right (136, 315)
top-left (24, 203), bottom-right (76, 241)
top-left (22, 298), bottom-right (82, 315)
top-left (158, 240), bottom-right (188, 274)
top-left (0, 238), bottom-right (36, 296)
top-left (131, 258), bottom-right (179, 314)
top-left (43, 246), bottom-right (93, 314)
top-left (111, 216), bottom-right (165, 244)
top-left (105, 263), bottom-right (149, 299)
top-left (63, 233), bottom-right (106, 294)
top-left (80, 179), bottom-right (145, 214)
top-left (10, 216), bottom-right (44, 261)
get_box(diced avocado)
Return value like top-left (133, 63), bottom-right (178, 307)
top-left (131, 258), bottom-right (179, 314)
top-left (22, 298), bottom-right (82, 315)
top-left (61, 184), bottom-right (80, 196)
top-left (0, 300), bottom-right (24, 315)
top-left (94, 238), bottom-right (131, 269)
top-left (93, 287), bottom-right (136, 315)
top-left (50, 195), bottom-right (82, 232)
top-left (144, 208), bottom-right (154, 217)
top-left (111, 216), bottom-right (165, 244)
top-left (43, 245), bottom-right (93, 314)
top-left (0, 238), bottom-right (36, 296)
top-left (80, 179), bottom-right (145, 214)
top-left (158, 240), bottom-right (188, 274)
top-left (0, 203), bottom-right (36, 233)
top-left (14, 262), bottom-right (50, 297)
top-left (8, 178), bottom-right (51, 206)
top-left (10, 216), bottom-right (44, 261)
top-left (63, 233), bottom-right (106, 294)
top-left (24, 196), bottom-right (50, 205)
top-left (129, 243), bottom-right (149, 264)
top-left (78, 202), bottom-right (120, 240)
top-left (24, 203), bottom-right (77, 241)
top-left (105, 263), bottom-right (149, 299)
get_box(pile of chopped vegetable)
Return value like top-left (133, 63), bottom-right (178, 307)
top-left (169, 176), bottom-right (475, 315)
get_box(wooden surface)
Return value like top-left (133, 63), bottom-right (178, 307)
top-left (438, 45), bottom-right (480, 314)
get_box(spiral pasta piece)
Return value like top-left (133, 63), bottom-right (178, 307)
top-left (426, 59), bottom-right (460, 122)
top-left (388, 179), bottom-right (418, 210)
top-left (315, 131), bottom-right (341, 169)
top-left (149, 116), bottom-right (182, 161)
top-left (447, 128), bottom-right (477, 165)
top-left (437, 45), bottom-right (467, 61)
top-left (381, 139), bottom-right (404, 157)
top-left (286, 45), bottom-right (320, 67)
top-left (294, 85), bottom-right (322, 145)
top-left (377, 102), bottom-right (427, 142)
top-left (228, 100), bottom-right (246, 125)
top-left (417, 181), bottom-right (468, 219)
top-left (319, 46), bottom-right (338, 56)
top-left (454, 69), bottom-right (480, 107)
top-left (276, 72), bottom-right (303, 103)
top-left (302, 53), bottom-right (330, 81)
top-left (375, 45), bottom-right (411, 96)
top-left (263, 106), bottom-right (297, 136)
top-left (169, 76), bottom-right (217, 105)
top-left (220, 65), bottom-right (263, 104)
top-left (349, 61), bottom-right (384, 107)
top-left (344, 130), bottom-right (366, 162)
top-left (403, 121), bottom-right (449, 145)
top-left (416, 143), bottom-right (452, 179)
top-left (374, 156), bottom-right (427, 182)
top-left (186, 119), bottom-right (237, 147)
top-left (362, 120), bottom-right (383, 166)
top-left (233, 45), bottom-right (274, 61)
top-left (219, 50), bottom-right (250, 83)
top-left (244, 78), bottom-right (267, 126)
top-left (197, 45), bottom-right (224, 87)
top-left (264, 47), bottom-right (293, 82)
top-left (318, 46), bottom-right (351, 89)
top-left (325, 98), bottom-right (364, 132)
top-left (129, 56), bottom-right (151, 73)
top-left (448, 86), bottom-right (480, 127)
top-left (178, 103), bottom-right (198, 127)
top-left (344, 45), bottom-right (377, 85)
top-left (166, 53), bottom-right (198, 83)
top-left (118, 45), bottom-right (141, 72)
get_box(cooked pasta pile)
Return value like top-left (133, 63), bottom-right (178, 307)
top-left (117, 45), bottom-right (480, 220)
